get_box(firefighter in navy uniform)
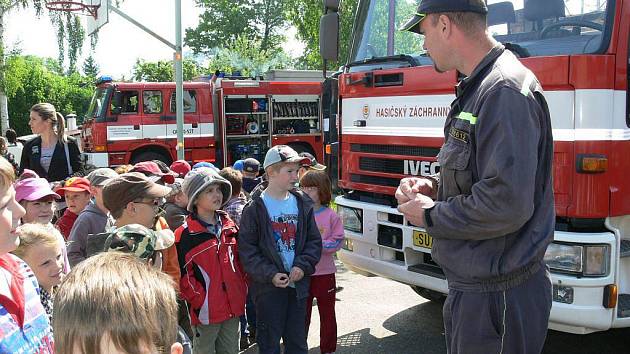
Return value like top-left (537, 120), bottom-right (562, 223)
top-left (397, 1), bottom-right (555, 353)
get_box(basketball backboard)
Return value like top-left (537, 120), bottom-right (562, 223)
top-left (86, 0), bottom-right (109, 36)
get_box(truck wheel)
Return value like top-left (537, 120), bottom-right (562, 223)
top-left (410, 285), bottom-right (446, 303)
top-left (131, 151), bottom-right (172, 166)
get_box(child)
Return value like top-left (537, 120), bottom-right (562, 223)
top-left (14, 177), bottom-right (71, 274)
top-left (164, 178), bottom-right (190, 230)
top-left (0, 156), bottom-right (54, 352)
top-left (300, 170), bottom-right (345, 354)
top-left (176, 167), bottom-right (247, 354)
top-left (12, 223), bottom-right (66, 325)
top-left (53, 252), bottom-right (184, 354)
top-left (67, 167), bottom-right (118, 266)
top-left (219, 167), bottom-right (254, 349)
top-left (239, 145), bottom-right (322, 354)
top-left (241, 157), bottom-right (262, 193)
top-left (14, 177), bottom-right (60, 224)
top-left (54, 176), bottom-right (92, 239)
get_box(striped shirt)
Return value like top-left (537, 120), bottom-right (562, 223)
top-left (0, 254), bottom-right (54, 353)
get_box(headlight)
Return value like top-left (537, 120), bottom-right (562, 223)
top-left (337, 205), bottom-right (363, 233)
top-left (544, 243), bottom-right (610, 276)
top-left (544, 243), bottom-right (582, 273)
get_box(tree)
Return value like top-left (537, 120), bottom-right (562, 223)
top-left (185, 0), bottom-right (288, 55)
top-left (206, 35), bottom-right (293, 77)
top-left (284, 0), bottom-right (359, 70)
top-left (3, 54), bottom-right (93, 136)
top-left (132, 58), bottom-right (202, 82)
top-left (0, 0), bottom-right (86, 134)
top-left (82, 55), bottom-right (100, 78)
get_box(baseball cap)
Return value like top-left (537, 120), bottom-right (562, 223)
top-left (298, 152), bottom-right (326, 171)
top-left (170, 160), bottom-right (191, 178)
top-left (400, 0), bottom-right (488, 34)
top-left (232, 160), bottom-right (244, 171)
top-left (243, 158), bottom-right (260, 173)
top-left (102, 172), bottom-right (172, 213)
top-left (182, 167), bottom-right (232, 212)
top-left (192, 161), bottom-right (219, 171)
top-left (86, 168), bottom-right (118, 187)
top-left (105, 224), bottom-right (175, 260)
top-left (55, 177), bottom-right (91, 197)
top-left (14, 178), bottom-right (61, 203)
top-left (263, 145), bottom-right (311, 170)
top-left (130, 161), bottom-right (178, 184)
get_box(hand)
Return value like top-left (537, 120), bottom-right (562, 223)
top-left (289, 267), bottom-right (304, 282)
top-left (395, 177), bottom-right (437, 205)
top-left (272, 273), bottom-right (290, 288)
top-left (397, 193), bottom-right (436, 228)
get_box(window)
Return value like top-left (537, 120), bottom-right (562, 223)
top-left (143, 91), bottom-right (163, 114)
top-left (170, 90), bottom-right (197, 113)
top-left (111, 91), bottom-right (139, 114)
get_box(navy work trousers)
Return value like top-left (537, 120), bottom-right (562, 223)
top-left (443, 268), bottom-right (552, 354)
top-left (255, 287), bottom-right (308, 354)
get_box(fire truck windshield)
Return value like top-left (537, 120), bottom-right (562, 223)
top-left (85, 87), bottom-right (110, 121)
top-left (348, 0), bottom-right (612, 70)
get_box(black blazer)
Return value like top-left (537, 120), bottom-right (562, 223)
top-left (20, 136), bottom-right (82, 182)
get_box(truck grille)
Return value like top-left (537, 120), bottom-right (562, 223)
top-left (350, 174), bottom-right (401, 187)
top-left (350, 144), bottom-right (439, 157)
top-left (360, 157), bottom-right (403, 174)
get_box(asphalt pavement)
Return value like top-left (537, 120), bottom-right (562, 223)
top-left (241, 260), bottom-right (630, 354)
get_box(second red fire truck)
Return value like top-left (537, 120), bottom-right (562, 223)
top-left (81, 71), bottom-right (324, 168)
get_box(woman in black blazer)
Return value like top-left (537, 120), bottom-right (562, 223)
top-left (20, 103), bottom-right (82, 182)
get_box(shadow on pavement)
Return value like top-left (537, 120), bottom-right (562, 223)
top-left (308, 301), bottom-right (447, 354)
top-left (543, 327), bottom-right (630, 353)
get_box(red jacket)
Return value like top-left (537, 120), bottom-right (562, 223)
top-left (175, 212), bottom-right (247, 325)
top-left (55, 209), bottom-right (78, 240)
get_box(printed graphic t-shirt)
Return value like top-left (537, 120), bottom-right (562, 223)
top-left (262, 191), bottom-right (298, 274)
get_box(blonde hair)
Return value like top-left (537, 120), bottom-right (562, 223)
top-left (12, 223), bottom-right (63, 260)
top-left (53, 252), bottom-right (178, 354)
top-left (114, 164), bottom-right (133, 174)
top-left (0, 156), bottom-right (15, 193)
top-left (30, 103), bottom-right (67, 143)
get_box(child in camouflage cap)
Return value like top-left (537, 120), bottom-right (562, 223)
top-left (104, 223), bottom-right (175, 268)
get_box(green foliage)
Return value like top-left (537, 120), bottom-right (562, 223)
top-left (206, 35), bottom-right (293, 77)
top-left (185, 0), bottom-right (288, 55)
top-left (285, 0), bottom-right (359, 70)
top-left (132, 58), bottom-right (202, 82)
top-left (4, 55), bottom-right (93, 135)
top-left (82, 55), bottom-right (100, 78)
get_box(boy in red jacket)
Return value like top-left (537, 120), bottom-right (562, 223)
top-left (175, 167), bottom-right (247, 354)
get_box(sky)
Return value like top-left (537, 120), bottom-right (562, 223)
top-left (4, 0), bottom-right (304, 79)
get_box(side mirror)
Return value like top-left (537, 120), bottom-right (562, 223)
top-left (320, 12), bottom-right (339, 61)
top-left (323, 0), bottom-right (340, 11)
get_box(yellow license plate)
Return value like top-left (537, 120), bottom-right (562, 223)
top-left (413, 230), bottom-right (433, 250)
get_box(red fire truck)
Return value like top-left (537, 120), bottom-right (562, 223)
top-left (81, 73), bottom-right (324, 168)
top-left (321, 0), bottom-right (630, 334)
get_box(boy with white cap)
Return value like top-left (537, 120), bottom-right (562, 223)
top-left (175, 167), bottom-right (247, 354)
top-left (239, 145), bottom-right (322, 354)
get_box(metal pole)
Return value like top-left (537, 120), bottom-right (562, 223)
top-left (175, 0), bottom-right (184, 160)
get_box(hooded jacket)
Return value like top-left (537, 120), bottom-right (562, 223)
top-left (175, 212), bottom-right (247, 325)
top-left (239, 185), bottom-right (322, 300)
top-left (67, 201), bottom-right (109, 267)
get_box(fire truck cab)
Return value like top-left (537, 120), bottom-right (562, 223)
top-left (322, 0), bottom-right (630, 334)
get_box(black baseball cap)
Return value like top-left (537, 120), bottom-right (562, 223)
top-left (400, 0), bottom-right (488, 34)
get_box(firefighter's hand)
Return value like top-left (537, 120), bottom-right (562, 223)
top-left (396, 177), bottom-right (437, 204)
top-left (272, 273), bottom-right (290, 288)
top-left (289, 267), bottom-right (304, 282)
top-left (397, 193), bottom-right (435, 228)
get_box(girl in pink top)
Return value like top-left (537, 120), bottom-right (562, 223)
top-left (300, 170), bottom-right (344, 354)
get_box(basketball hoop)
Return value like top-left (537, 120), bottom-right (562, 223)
top-left (45, 1), bottom-right (101, 18)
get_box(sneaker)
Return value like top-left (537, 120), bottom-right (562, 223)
top-left (240, 335), bottom-right (250, 350)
